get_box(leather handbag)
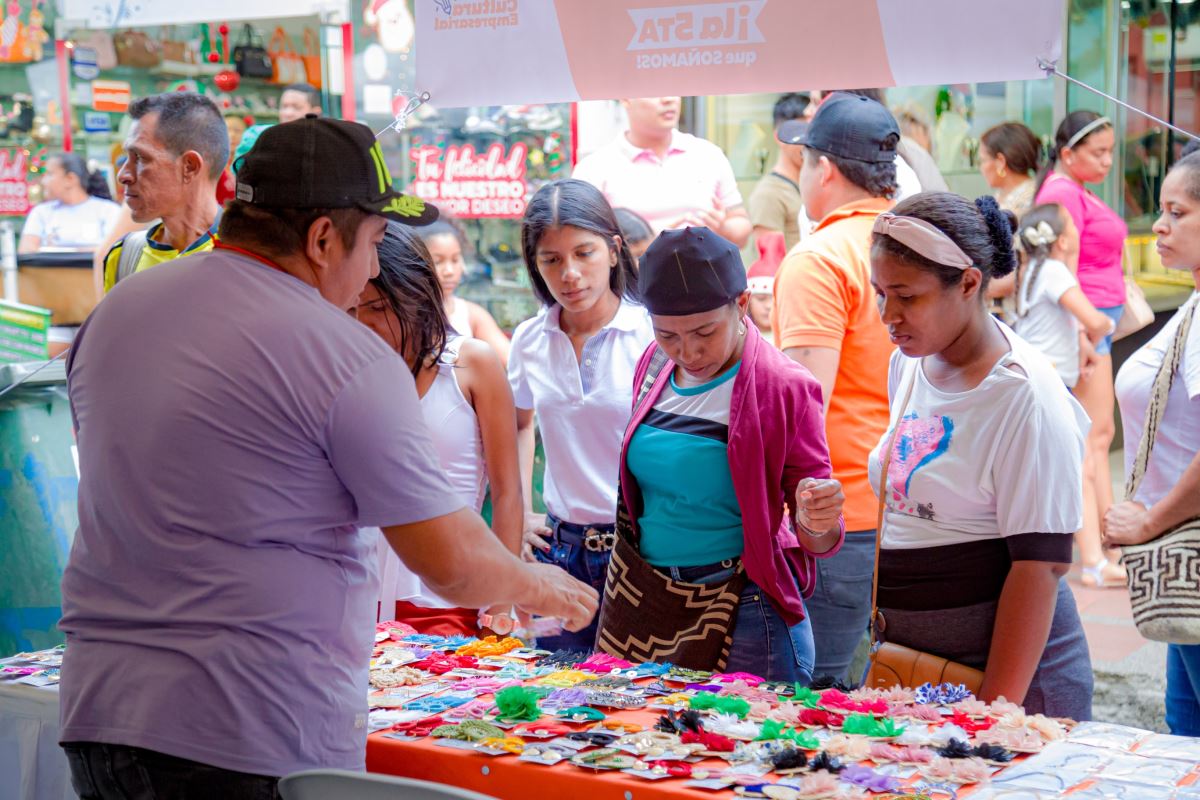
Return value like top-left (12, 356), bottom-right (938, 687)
top-left (113, 29), bottom-right (161, 68)
top-left (233, 24), bottom-right (272, 78)
top-left (302, 28), bottom-right (323, 89)
top-left (863, 369), bottom-right (986, 693)
top-left (1120, 297), bottom-right (1200, 644)
top-left (1114, 277), bottom-right (1155, 342)
top-left (268, 27), bottom-right (305, 85)
top-left (73, 30), bottom-right (118, 69)
top-left (595, 347), bottom-right (747, 672)
top-left (159, 26), bottom-right (193, 65)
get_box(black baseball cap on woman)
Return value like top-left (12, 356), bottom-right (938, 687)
top-left (235, 115), bottom-right (438, 226)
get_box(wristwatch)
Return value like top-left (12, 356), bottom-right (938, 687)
top-left (478, 610), bottom-right (515, 636)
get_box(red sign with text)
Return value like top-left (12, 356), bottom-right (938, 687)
top-left (0, 149), bottom-right (30, 216)
top-left (409, 142), bottom-right (528, 219)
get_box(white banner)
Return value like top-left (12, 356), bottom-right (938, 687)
top-left (415, 0), bottom-right (1064, 108)
top-left (57, 0), bottom-right (350, 28)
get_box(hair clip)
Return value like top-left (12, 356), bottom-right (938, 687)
top-left (576, 653), bottom-right (634, 674)
top-left (388, 715), bottom-right (445, 738)
top-left (443, 699), bottom-right (494, 720)
top-left (539, 687), bottom-right (589, 712)
top-left (567, 730), bottom-right (619, 747)
top-left (557, 706), bottom-right (605, 723)
top-left (430, 719), bottom-right (505, 741)
top-left (915, 682), bottom-right (974, 706)
top-left (404, 694), bottom-right (473, 714)
top-left (840, 764), bottom-right (903, 793)
top-left (455, 635), bottom-right (526, 657)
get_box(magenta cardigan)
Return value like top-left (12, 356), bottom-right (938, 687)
top-left (619, 324), bottom-right (845, 627)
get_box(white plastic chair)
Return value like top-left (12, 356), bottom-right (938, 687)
top-left (278, 769), bottom-right (499, 800)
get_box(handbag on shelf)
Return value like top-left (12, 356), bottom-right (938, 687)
top-left (113, 29), bottom-right (161, 68)
top-left (233, 24), bottom-right (272, 78)
top-left (863, 369), bottom-right (986, 694)
top-left (73, 30), bottom-right (118, 69)
top-left (595, 347), bottom-right (747, 672)
top-left (301, 28), bottom-right (322, 89)
top-left (1120, 298), bottom-right (1200, 644)
top-left (159, 25), bottom-right (193, 65)
top-left (268, 27), bottom-right (306, 86)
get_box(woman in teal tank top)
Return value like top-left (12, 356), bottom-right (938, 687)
top-left (607, 226), bottom-right (846, 682)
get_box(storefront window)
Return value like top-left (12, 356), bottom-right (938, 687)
top-left (1118, 0), bottom-right (1199, 286)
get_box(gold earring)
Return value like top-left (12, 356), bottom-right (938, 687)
top-left (998, 166), bottom-right (1007, 178)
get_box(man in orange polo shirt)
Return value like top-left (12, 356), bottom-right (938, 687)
top-left (772, 93), bottom-right (898, 682)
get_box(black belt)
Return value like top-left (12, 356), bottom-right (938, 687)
top-left (547, 515), bottom-right (617, 552)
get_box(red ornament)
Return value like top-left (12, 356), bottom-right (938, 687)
top-left (218, 24), bottom-right (229, 35)
top-left (242, 115), bottom-right (254, 126)
top-left (214, 70), bottom-right (240, 92)
top-left (207, 52), bottom-right (220, 63)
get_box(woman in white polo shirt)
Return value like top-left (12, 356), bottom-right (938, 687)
top-left (509, 179), bottom-right (653, 652)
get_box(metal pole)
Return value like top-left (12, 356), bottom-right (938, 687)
top-left (1168, 0), bottom-right (1178, 164)
top-left (1038, 57), bottom-right (1200, 143)
top-left (0, 220), bottom-right (18, 302)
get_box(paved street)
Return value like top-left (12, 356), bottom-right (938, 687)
top-left (1078, 449), bottom-right (1167, 731)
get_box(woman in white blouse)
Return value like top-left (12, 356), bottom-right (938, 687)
top-left (1106, 152), bottom-right (1200, 735)
top-left (508, 179), bottom-right (654, 651)
top-left (868, 192), bottom-right (1093, 720)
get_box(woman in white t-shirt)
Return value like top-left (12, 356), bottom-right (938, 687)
top-left (19, 153), bottom-right (119, 253)
top-left (509, 179), bottom-right (653, 652)
top-left (868, 192), bottom-right (1093, 720)
top-left (1106, 153), bottom-right (1200, 736)
top-left (353, 223), bottom-right (523, 635)
top-left (1014, 204), bottom-right (1121, 590)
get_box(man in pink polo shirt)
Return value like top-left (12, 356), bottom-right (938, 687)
top-left (572, 96), bottom-right (751, 247)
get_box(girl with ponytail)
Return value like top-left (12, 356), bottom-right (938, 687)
top-left (867, 192), bottom-right (1094, 720)
top-left (20, 153), bottom-right (120, 253)
top-left (1034, 112), bottom-right (1128, 588)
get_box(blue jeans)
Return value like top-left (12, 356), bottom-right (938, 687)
top-left (63, 743), bottom-right (280, 800)
top-left (669, 563), bottom-right (815, 683)
top-left (1167, 644), bottom-right (1200, 736)
top-left (1095, 304), bottom-right (1125, 356)
top-left (803, 529), bottom-right (875, 683)
top-left (532, 514), bottom-right (612, 652)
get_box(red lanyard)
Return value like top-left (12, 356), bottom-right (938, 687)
top-left (214, 241), bottom-right (286, 274)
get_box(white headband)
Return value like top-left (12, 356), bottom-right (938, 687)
top-left (1065, 116), bottom-right (1111, 150)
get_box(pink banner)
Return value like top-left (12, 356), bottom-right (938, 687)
top-left (415, 0), bottom-right (1063, 108)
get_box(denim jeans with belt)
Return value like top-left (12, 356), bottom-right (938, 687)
top-left (802, 528), bottom-right (876, 683)
top-left (669, 561), bottom-right (815, 683)
top-left (532, 513), bottom-right (613, 652)
top-left (62, 742), bottom-right (281, 800)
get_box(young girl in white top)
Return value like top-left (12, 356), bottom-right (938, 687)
top-left (1014, 203), bottom-right (1122, 590)
top-left (1013, 203), bottom-right (1115, 389)
top-left (418, 220), bottom-right (512, 367)
top-left (354, 222), bottom-right (523, 634)
top-left (869, 193), bottom-right (1092, 720)
top-left (508, 178), bottom-right (653, 652)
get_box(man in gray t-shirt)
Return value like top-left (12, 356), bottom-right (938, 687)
top-left (60, 118), bottom-right (598, 796)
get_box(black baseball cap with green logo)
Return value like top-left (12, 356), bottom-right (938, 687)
top-left (235, 115), bottom-right (438, 226)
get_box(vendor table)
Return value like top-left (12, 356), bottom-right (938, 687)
top-left (367, 707), bottom-right (722, 800)
top-left (0, 683), bottom-right (73, 800)
top-left (16, 252), bottom-right (97, 326)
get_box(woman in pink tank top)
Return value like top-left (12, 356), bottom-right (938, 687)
top-left (1034, 111), bottom-right (1127, 588)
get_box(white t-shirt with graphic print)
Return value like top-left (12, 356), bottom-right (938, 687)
top-left (867, 320), bottom-right (1090, 550)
